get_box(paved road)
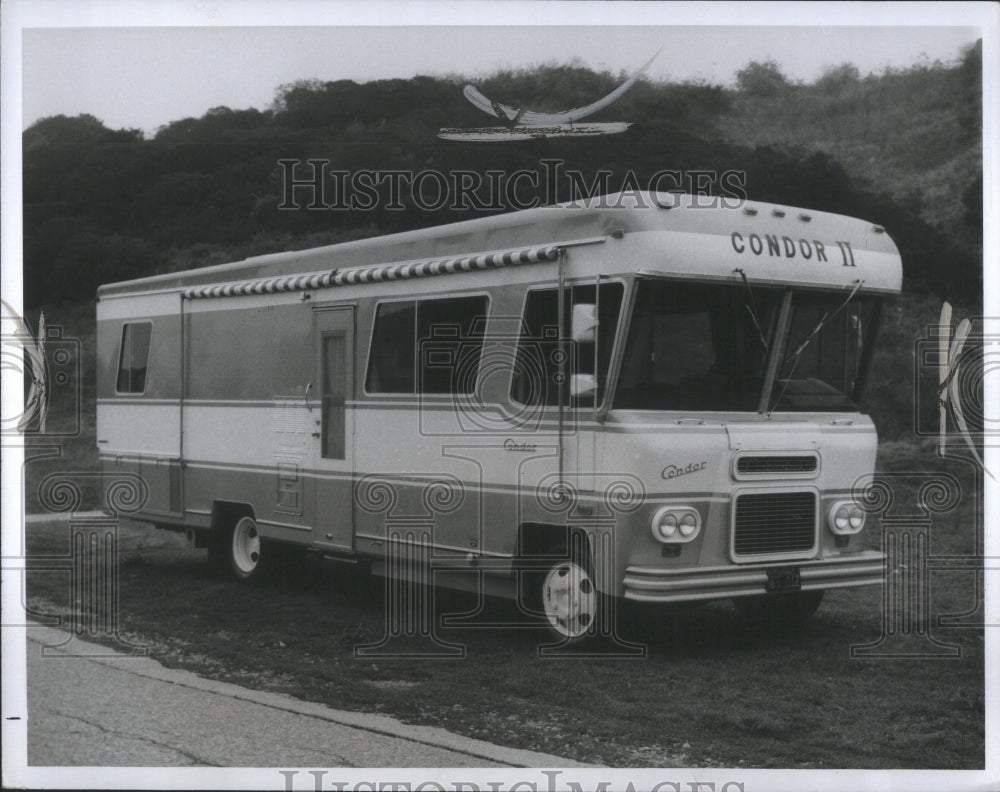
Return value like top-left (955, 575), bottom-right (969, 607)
top-left (21, 622), bottom-right (581, 768)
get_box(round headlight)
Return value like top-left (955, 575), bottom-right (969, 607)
top-left (679, 512), bottom-right (698, 537)
top-left (658, 513), bottom-right (678, 539)
top-left (829, 501), bottom-right (865, 535)
top-left (652, 507), bottom-right (700, 543)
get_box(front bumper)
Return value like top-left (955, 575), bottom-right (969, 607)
top-left (622, 550), bottom-right (886, 603)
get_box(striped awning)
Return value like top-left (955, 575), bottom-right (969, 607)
top-left (182, 243), bottom-right (562, 300)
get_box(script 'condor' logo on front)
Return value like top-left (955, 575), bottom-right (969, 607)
top-left (662, 461), bottom-right (708, 480)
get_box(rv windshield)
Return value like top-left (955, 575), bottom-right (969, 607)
top-left (616, 280), bottom-right (783, 411)
top-left (615, 280), bottom-right (880, 412)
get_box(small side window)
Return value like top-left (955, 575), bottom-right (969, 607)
top-left (116, 322), bottom-right (152, 394)
top-left (366, 302), bottom-right (416, 393)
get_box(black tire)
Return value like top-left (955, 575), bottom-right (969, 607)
top-left (734, 590), bottom-right (824, 632)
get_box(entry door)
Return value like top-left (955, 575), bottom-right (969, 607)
top-left (313, 307), bottom-right (355, 551)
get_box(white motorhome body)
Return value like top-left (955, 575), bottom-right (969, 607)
top-left (97, 192), bottom-right (902, 639)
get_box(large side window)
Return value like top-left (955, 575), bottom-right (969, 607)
top-left (418, 296), bottom-right (488, 395)
top-left (510, 282), bottom-right (623, 407)
top-left (115, 322), bottom-right (152, 394)
top-left (365, 296), bottom-right (489, 395)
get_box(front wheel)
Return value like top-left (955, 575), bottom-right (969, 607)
top-left (734, 590), bottom-right (824, 632)
top-left (524, 543), bottom-right (603, 642)
top-left (542, 558), bottom-right (599, 640)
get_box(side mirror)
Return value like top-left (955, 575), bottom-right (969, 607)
top-left (571, 303), bottom-right (598, 343)
top-left (570, 373), bottom-right (596, 399)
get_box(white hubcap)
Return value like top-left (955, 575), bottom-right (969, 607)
top-left (231, 518), bottom-right (261, 575)
top-left (542, 561), bottom-right (596, 638)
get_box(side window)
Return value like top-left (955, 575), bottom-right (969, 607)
top-left (116, 322), bottom-right (152, 394)
top-left (365, 302), bottom-right (416, 393)
top-left (510, 289), bottom-right (560, 406)
top-left (321, 333), bottom-right (347, 459)
top-left (418, 296), bottom-right (489, 395)
top-left (510, 283), bottom-right (623, 407)
top-left (366, 296), bottom-right (489, 395)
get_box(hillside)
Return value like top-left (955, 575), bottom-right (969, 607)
top-left (21, 45), bottom-right (982, 310)
top-left (709, 44), bottom-right (982, 268)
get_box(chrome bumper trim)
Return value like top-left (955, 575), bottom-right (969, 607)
top-left (622, 551), bottom-right (885, 603)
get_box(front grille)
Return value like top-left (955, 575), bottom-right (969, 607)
top-left (733, 492), bottom-right (816, 557)
top-left (737, 455), bottom-right (817, 475)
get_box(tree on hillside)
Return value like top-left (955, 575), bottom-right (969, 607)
top-left (815, 63), bottom-right (861, 94)
top-left (735, 59), bottom-right (791, 97)
top-left (23, 114), bottom-right (142, 150)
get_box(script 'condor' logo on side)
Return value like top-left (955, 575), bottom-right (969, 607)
top-left (662, 461), bottom-right (708, 480)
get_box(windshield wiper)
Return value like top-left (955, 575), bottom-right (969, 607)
top-left (735, 268), bottom-right (769, 355)
top-left (768, 279), bottom-right (865, 414)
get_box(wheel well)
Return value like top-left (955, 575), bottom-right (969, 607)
top-left (518, 522), bottom-right (592, 568)
top-left (210, 501), bottom-right (255, 535)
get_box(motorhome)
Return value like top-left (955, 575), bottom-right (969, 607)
top-left (96, 192), bottom-right (901, 640)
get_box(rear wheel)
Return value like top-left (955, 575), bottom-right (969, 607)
top-left (229, 516), bottom-right (264, 580)
top-left (734, 590), bottom-right (824, 632)
top-left (208, 515), bottom-right (269, 582)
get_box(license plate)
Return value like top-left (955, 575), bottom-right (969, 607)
top-left (765, 566), bottom-right (801, 593)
